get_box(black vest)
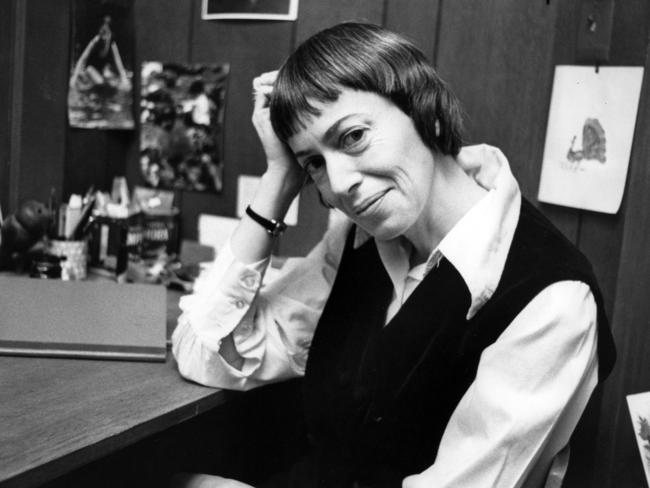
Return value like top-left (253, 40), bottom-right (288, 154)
top-left (270, 199), bottom-right (615, 488)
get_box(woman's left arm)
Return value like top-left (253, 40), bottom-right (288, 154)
top-left (403, 280), bottom-right (599, 488)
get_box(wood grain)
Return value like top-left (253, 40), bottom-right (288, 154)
top-left (294, 0), bottom-right (383, 44)
top-left (590, 33), bottom-right (650, 488)
top-left (6, 0), bottom-right (25, 213)
top-left (134, 0), bottom-right (193, 62)
top-left (0, 1), bottom-right (13, 214)
top-left (18, 0), bottom-right (67, 204)
top-left (0, 356), bottom-right (225, 488)
top-left (384, 0), bottom-right (440, 62)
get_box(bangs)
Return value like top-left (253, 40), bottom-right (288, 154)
top-left (270, 58), bottom-right (342, 141)
top-left (270, 24), bottom-right (405, 141)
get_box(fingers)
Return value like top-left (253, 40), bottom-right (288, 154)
top-left (254, 70), bottom-right (278, 88)
top-left (252, 71), bottom-right (279, 111)
top-left (456, 144), bottom-right (508, 189)
top-left (457, 144), bottom-right (505, 167)
top-left (253, 84), bottom-right (273, 111)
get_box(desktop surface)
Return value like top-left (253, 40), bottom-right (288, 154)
top-left (0, 354), bottom-right (225, 488)
top-left (0, 290), bottom-right (225, 488)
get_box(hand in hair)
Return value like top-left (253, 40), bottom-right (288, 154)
top-left (252, 71), bottom-right (303, 185)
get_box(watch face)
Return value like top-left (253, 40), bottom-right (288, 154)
top-left (270, 221), bottom-right (287, 236)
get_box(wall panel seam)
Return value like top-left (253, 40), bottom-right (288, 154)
top-left (8, 0), bottom-right (26, 212)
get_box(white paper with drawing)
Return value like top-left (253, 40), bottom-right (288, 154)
top-left (627, 392), bottom-right (650, 487)
top-left (538, 66), bottom-right (643, 213)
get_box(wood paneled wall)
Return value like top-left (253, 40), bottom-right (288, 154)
top-left (0, 0), bottom-right (14, 217)
top-left (593, 37), bottom-right (650, 488)
top-left (2, 1), bottom-right (650, 486)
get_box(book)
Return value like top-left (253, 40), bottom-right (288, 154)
top-left (0, 276), bottom-right (166, 362)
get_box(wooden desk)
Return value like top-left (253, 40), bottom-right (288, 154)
top-left (0, 290), bottom-right (227, 488)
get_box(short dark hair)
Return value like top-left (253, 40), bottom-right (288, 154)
top-left (270, 22), bottom-right (464, 156)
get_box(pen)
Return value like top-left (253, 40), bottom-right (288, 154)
top-left (69, 197), bottom-right (96, 240)
top-left (48, 187), bottom-right (57, 237)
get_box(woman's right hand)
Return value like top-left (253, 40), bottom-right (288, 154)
top-left (229, 72), bottom-right (305, 262)
top-left (251, 71), bottom-right (303, 183)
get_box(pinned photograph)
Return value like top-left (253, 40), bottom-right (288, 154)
top-left (538, 66), bottom-right (643, 213)
top-left (627, 392), bottom-right (650, 486)
top-left (202, 0), bottom-right (299, 20)
top-left (139, 62), bottom-right (229, 193)
top-left (68, 0), bottom-right (135, 130)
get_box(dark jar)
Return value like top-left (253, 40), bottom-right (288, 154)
top-left (30, 253), bottom-right (64, 279)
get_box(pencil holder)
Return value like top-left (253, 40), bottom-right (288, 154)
top-left (48, 239), bottom-right (88, 280)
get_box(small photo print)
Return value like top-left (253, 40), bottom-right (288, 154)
top-left (139, 62), bottom-right (229, 193)
top-left (202, 0), bottom-right (299, 20)
top-left (627, 392), bottom-right (650, 486)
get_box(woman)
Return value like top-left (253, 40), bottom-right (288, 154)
top-left (172, 22), bottom-right (615, 488)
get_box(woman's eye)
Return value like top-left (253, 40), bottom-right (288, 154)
top-left (304, 156), bottom-right (325, 175)
top-left (341, 128), bottom-right (367, 149)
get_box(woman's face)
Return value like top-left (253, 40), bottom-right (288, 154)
top-left (288, 89), bottom-right (435, 241)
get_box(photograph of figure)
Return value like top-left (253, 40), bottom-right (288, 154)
top-left (67, 0), bottom-right (134, 129)
top-left (140, 62), bottom-right (229, 193)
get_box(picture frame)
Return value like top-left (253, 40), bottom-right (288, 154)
top-left (201, 0), bottom-right (299, 21)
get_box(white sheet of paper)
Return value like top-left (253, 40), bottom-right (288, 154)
top-left (626, 392), bottom-right (650, 486)
top-left (198, 214), bottom-right (239, 252)
top-left (237, 175), bottom-right (299, 226)
top-left (538, 66), bottom-right (644, 213)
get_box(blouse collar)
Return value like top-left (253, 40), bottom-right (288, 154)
top-left (354, 145), bottom-right (521, 319)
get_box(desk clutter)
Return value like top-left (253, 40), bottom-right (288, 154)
top-left (0, 179), bottom-right (189, 287)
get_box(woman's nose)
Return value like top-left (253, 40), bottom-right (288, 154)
top-left (325, 154), bottom-right (362, 197)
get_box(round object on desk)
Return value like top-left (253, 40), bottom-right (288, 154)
top-left (15, 200), bottom-right (52, 235)
top-left (1, 215), bottom-right (36, 253)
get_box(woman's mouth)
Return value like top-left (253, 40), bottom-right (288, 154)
top-left (353, 190), bottom-right (390, 215)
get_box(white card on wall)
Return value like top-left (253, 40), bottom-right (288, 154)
top-left (626, 391), bottom-right (650, 487)
top-left (237, 175), bottom-right (299, 226)
top-left (538, 66), bottom-right (644, 213)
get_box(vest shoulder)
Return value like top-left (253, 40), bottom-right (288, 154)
top-left (505, 198), bottom-right (595, 284)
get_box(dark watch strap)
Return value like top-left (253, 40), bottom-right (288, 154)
top-left (245, 205), bottom-right (288, 236)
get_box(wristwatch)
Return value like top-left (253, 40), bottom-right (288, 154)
top-left (245, 205), bottom-right (287, 236)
